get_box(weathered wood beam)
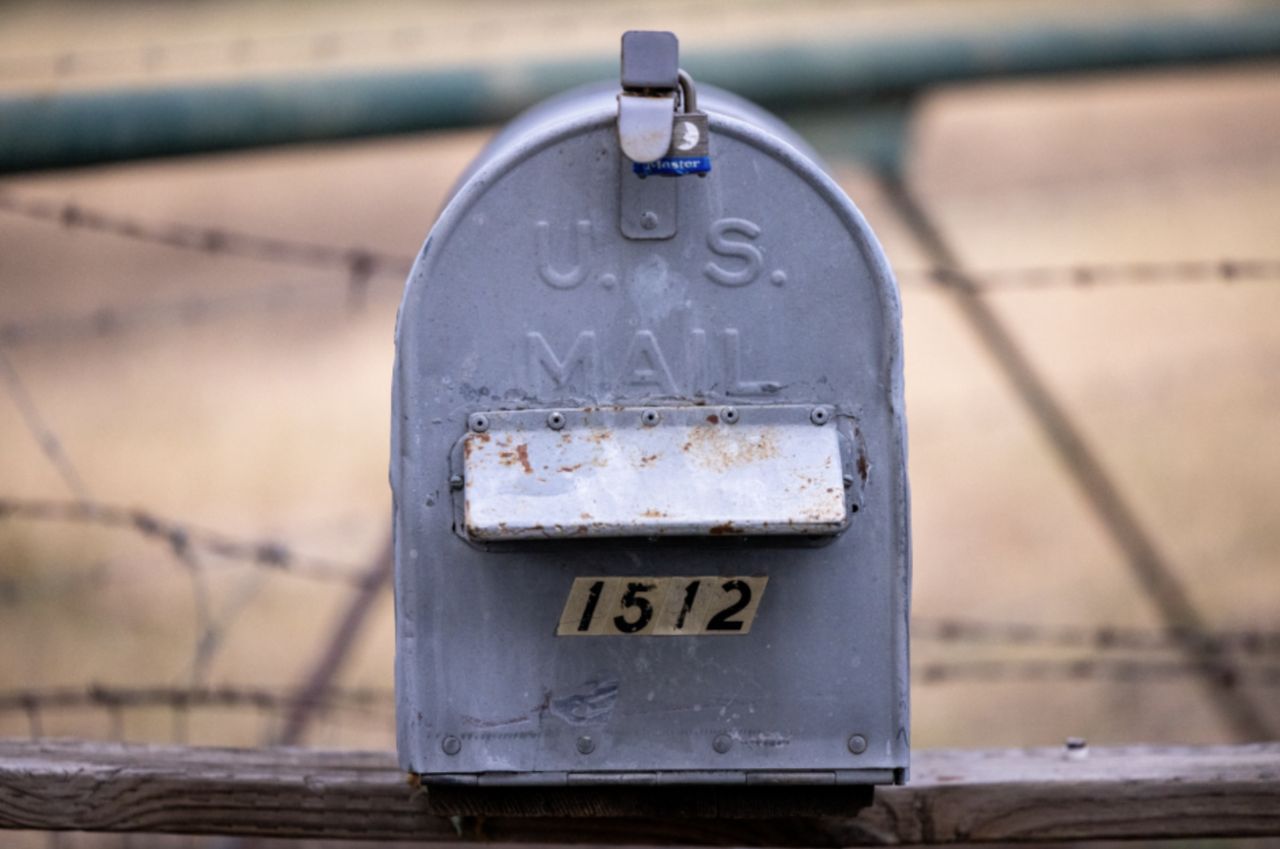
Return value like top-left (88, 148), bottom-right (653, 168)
top-left (1, 739), bottom-right (1277, 844)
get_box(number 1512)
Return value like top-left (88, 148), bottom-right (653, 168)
top-left (556, 576), bottom-right (768, 636)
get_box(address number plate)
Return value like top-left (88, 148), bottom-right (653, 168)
top-left (557, 576), bottom-right (768, 636)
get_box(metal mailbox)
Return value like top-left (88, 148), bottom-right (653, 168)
top-left (392, 31), bottom-right (910, 790)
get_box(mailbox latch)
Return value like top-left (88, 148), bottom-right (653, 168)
top-left (617, 30), bottom-right (679, 164)
top-left (617, 31), bottom-right (711, 241)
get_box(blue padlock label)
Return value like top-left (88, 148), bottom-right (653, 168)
top-left (633, 156), bottom-right (711, 177)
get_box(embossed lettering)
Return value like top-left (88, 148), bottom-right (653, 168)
top-left (536, 220), bottom-right (591, 289)
top-left (704, 218), bottom-right (763, 287)
top-left (620, 330), bottom-right (679, 396)
top-left (687, 328), bottom-right (708, 397)
top-left (722, 328), bottom-right (781, 396)
top-left (522, 328), bottom-right (777, 398)
top-left (527, 331), bottom-right (598, 394)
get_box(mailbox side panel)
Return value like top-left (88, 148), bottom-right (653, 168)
top-left (392, 111), bottom-right (909, 782)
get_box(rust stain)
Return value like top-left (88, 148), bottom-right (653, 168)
top-left (638, 453), bottom-right (659, 467)
top-left (559, 463), bottom-right (583, 473)
top-left (476, 433), bottom-right (491, 444)
top-left (497, 442), bottom-right (533, 474)
top-left (706, 414), bottom-right (719, 424)
top-left (561, 432), bottom-right (573, 443)
top-left (580, 512), bottom-right (593, 520)
top-left (708, 521), bottom-right (740, 535)
top-left (684, 423), bottom-right (779, 471)
top-left (856, 452), bottom-right (869, 483)
top-left (642, 508), bottom-right (667, 518)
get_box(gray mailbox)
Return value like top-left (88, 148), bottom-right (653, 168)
top-left (392, 31), bottom-right (910, 792)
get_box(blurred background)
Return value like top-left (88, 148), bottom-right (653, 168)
top-left (0, 0), bottom-right (1278, 843)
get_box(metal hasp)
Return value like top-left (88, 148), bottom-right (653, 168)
top-left (391, 29), bottom-right (909, 790)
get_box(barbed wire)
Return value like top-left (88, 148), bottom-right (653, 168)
top-left (0, 192), bottom-right (1276, 344)
top-left (0, 684), bottom-right (393, 740)
top-left (897, 258), bottom-right (1280, 291)
top-left (5, 191), bottom-right (1277, 294)
top-left (0, 684), bottom-right (393, 715)
top-left (914, 658), bottom-right (1280, 689)
top-left (0, 281), bottom-right (376, 348)
top-left (0, 348), bottom-right (93, 500)
top-left (3, 657), bottom-right (1278, 731)
top-left (915, 617), bottom-right (1280, 657)
top-left (2, 255), bottom-right (1274, 350)
top-left (0, 191), bottom-right (414, 280)
top-left (0, 496), bottom-right (370, 586)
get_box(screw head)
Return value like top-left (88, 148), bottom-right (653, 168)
top-left (847, 734), bottom-right (868, 755)
top-left (468, 413), bottom-right (489, 433)
top-left (640, 211), bottom-right (659, 230)
top-left (810, 406), bottom-right (831, 426)
top-left (547, 411), bottom-right (566, 430)
top-left (641, 409), bottom-right (660, 426)
top-left (576, 735), bottom-right (595, 755)
top-left (713, 734), bottom-right (733, 754)
top-left (442, 736), bottom-right (462, 756)
top-left (448, 474), bottom-right (464, 491)
top-left (720, 406), bottom-right (739, 424)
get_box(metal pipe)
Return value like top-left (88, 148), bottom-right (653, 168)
top-left (2, 7), bottom-right (1280, 173)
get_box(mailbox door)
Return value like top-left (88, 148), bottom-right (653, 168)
top-left (392, 105), bottom-right (909, 785)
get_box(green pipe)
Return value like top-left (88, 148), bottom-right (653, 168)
top-left (2, 7), bottom-right (1279, 173)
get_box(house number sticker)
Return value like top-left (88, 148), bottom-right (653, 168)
top-left (557, 576), bottom-right (768, 636)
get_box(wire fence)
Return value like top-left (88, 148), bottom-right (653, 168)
top-left (0, 496), bottom-right (368, 586)
top-left (2, 190), bottom-right (1277, 350)
top-left (1, 49), bottom-right (1278, 769)
top-left (5, 648), bottom-right (1280, 742)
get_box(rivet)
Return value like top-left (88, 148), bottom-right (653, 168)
top-left (713, 734), bottom-right (733, 754)
top-left (576, 735), bottom-right (596, 755)
top-left (640, 211), bottom-right (659, 230)
top-left (468, 413), bottom-right (489, 433)
top-left (641, 409), bottom-right (660, 426)
top-left (847, 734), bottom-right (868, 755)
top-left (599, 273), bottom-right (618, 290)
top-left (810, 406), bottom-right (830, 426)
top-left (442, 736), bottom-right (462, 756)
top-left (448, 474), bottom-right (464, 491)
top-left (720, 406), bottom-right (739, 424)
top-left (770, 269), bottom-right (787, 286)
top-left (547, 411), bottom-right (566, 430)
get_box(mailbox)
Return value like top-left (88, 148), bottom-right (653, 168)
top-left (392, 31), bottom-right (910, 791)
